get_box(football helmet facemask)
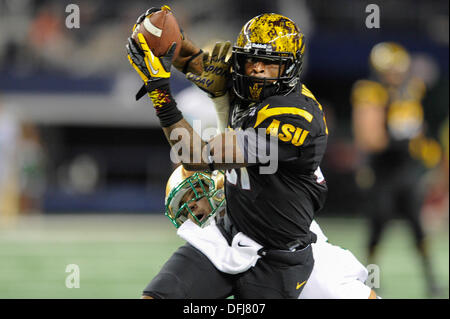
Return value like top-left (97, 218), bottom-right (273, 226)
top-left (231, 13), bottom-right (305, 103)
top-left (165, 166), bottom-right (225, 228)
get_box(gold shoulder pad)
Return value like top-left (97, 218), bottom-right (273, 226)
top-left (351, 80), bottom-right (388, 108)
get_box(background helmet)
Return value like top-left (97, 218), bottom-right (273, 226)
top-left (231, 13), bottom-right (305, 102)
top-left (370, 42), bottom-right (411, 75)
top-left (165, 166), bottom-right (225, 228)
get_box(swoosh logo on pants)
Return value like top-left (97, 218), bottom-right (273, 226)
top-left (296, 281), bottom-right (306, 290)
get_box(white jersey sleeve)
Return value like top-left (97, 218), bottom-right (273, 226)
top-left (212, 93), bottom-right (230, 133)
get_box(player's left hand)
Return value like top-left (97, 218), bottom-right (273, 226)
top-left (185, 41), bottom-right (231, 98)
top-left (126, 33), bottom-right (176, 92)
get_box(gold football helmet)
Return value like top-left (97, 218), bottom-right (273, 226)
top-left (370, 42), bottom-right (411, 75)
top-left (231, 13), bottom-right (305, 102)
top-left (165, 166), bottom-right (225, 228)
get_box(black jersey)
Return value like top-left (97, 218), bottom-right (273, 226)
top-left (224, 83), bottom-right (328, 250)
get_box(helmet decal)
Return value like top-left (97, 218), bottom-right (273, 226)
top-left (236, 14), bottom-right (303, 55)
top-left (249, 83), bottom-right (263, 100)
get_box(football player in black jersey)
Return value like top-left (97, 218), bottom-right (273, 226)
top-left (351, 42), bottom-right (442, 297)
top-left (127, 10), bottom-right (328, 298)
top-left (162, 167), bottom-right (379, 299)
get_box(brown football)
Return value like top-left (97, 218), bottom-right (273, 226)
top-left (132, 8), bottom-right (182, 61)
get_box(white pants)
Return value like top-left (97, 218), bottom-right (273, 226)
top-left (300, 230), bottom-right (371, 299)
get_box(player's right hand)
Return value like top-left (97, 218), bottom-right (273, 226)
top-left (133, 7), bottom-right (160, 31)
top-left (132, 7), bottom-right (203, 77)
top-left (186, 41), bottom-right (231, 98)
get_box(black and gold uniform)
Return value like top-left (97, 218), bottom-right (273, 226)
top-left (224, 83), bottom-right (328, 250)
top-left (144, 13), bottom-right (329, 299)
top-left (351, 42), bottom-right (442, 296)
top-left (143, 13), bottom-right (331, 299)
top-left (144, 82), bottom-right (328, 299)
top-left (352, 75), bottom-right (427, 242)
top-left (352, 76), bottom-right (433, 171)
top-left (213, 13), bottom-right (328, 298)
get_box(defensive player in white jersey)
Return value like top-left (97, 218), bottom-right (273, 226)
top-left (164, 166), bottom-right (378, 299)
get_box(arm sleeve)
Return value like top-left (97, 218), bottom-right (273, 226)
top-left (212, 93), bottom-right (230, 133)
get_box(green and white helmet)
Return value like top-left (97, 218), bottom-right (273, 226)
top-left (165, 166), bottom-right (225, 228)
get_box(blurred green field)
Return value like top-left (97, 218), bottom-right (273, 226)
top-left (0, 214), bottom-right (448, 299)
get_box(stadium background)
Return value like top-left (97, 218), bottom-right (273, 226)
top-left (0, 0), bottom-right (448, 298)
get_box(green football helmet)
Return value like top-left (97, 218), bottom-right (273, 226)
top-left (165, 166), bottom-right (225, 228)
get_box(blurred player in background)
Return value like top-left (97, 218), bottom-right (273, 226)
top-left (17, 122), bottom-right (46, 214)
top-left (0, 101), bottom-right (45, 224)
top-left (163, 166), bottom-right (378, 299)
top-left (0, 97), bottom-right (21, 226)
top-left (421, 116), bottom-right (449, 229)
top-left (351, 42), bottom-right (442, 297)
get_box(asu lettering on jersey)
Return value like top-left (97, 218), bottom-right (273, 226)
top-left (254, 84), bottom-right (328, 145)
top-left (225, 83), bottom-right (328, 250)
top-left (249, 84), bottom-right (328, 150)
top-left (265, 119), bottom-right (310, 147)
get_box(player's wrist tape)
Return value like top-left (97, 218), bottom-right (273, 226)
top-left (135, 77), bottom-right (176, 101)
top-left (148, 82), bottom-right (183, 127)
top-left (145, 78), bottom-right (170, 92)
top-left (182, 49), bottom-right (203, 74)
